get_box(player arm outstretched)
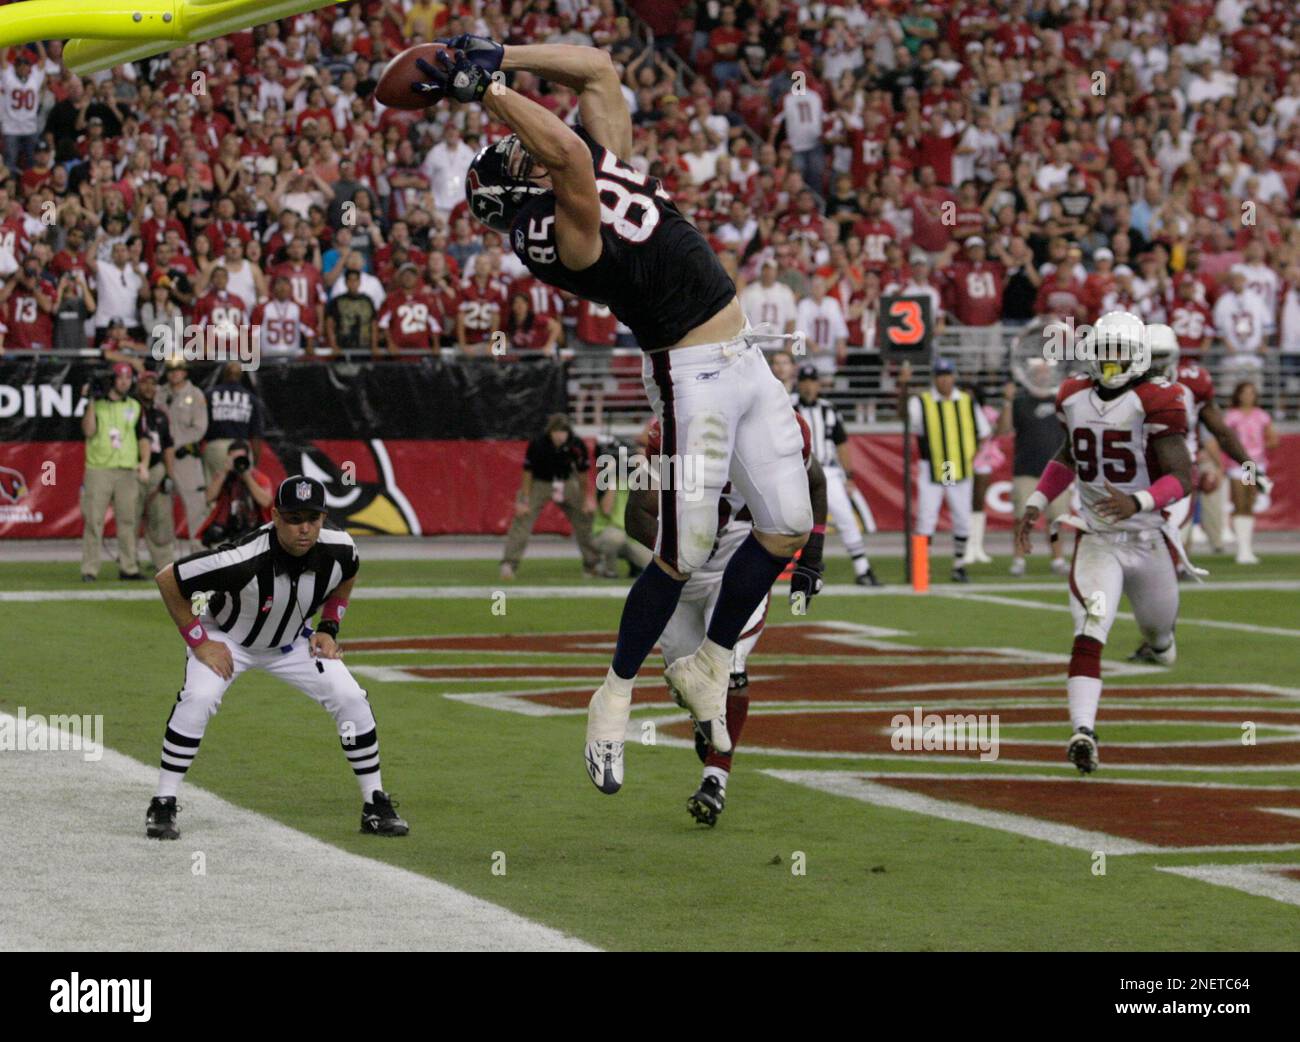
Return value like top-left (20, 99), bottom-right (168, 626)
top-left (448, 36), bottom-right (632, 158)
top-left (482, 85), bottom-right (602, 270)
top-left (500, 44), bottom-right (632, 158)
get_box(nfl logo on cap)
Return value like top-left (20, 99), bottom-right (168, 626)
top-left (296, 481), bottom-right (312, 502)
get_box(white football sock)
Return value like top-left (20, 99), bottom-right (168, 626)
top-left (1067, 676), bottom-right (1102, 732)
top-left (966, 511), bottom-right (986, 559)
top-left (1233, 515), bottom-right (1255, 558)
top-left (702, 765), bottom-right (729, 789)
top-left (852, 553), bottom-right (868, 577)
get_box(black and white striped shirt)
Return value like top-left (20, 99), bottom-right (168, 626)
top-left (793, 395), bottom-right (848, 472)
top-left (174, 524), bottom-right (359, 651)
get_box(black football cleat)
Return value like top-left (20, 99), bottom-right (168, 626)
top-left (146, 796), bottom-right (180, 840)
top-left (856, 568), bottom-right (883, 587)
top-left (687, 775), bottom-right (726, 827)
top-left (361, 790), bottom-right (409, 836)
top-left (950, 566), bottom-right (970, 583)
top-left (119, 570), bottom-right (145, 581)
top-left (1067, 727), bottom-right (1099, 774)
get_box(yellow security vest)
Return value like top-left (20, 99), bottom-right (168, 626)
top-left (85, 396), bottom-right (144, 470)
top-left (919, 389), bottom-right (978, 482)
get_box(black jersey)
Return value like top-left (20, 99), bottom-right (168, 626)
top-left (510, 128), bottom-right (735, 351)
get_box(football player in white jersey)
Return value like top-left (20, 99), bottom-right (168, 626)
top-left (1014, 312), bottom-right (1194, 773)
top-left (624, 412), bottom-right (827, 826)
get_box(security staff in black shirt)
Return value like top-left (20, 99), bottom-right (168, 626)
top-left (501, 412), bottom-right (600, 580)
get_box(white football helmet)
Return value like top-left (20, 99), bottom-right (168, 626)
top-left (1085, 310), bottom-right (1149, 389)
top-left (1144, 322), bottom-right (1179, 380)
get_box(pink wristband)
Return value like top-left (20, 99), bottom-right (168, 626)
top-left (1146, 474), bottom-right (1185, 510)
top-left (180, 619), bottom-right (208, 648)
top-left (321, 596), bottom-right (348, 624)
top-left (1034, 459), bottom-right (1076, 502)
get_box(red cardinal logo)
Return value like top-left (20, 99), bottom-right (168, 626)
top-left (0, 466), bottom-right (28, 504)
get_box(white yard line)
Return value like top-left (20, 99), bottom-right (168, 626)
top-left (0, 712), bottom-right (596, 953)
top-left (935, 589), bottom-right (1300, 638)
top-left (762, 770), bottom-right (1300, 856)
top-left (1155, 864), bottom-right (1300, 908)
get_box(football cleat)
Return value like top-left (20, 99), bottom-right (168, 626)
top-left (1067, 727), bottom-right (1099, 774)
top-left (585, 740), bottom-right (624, 794)
top-left (361, 790), bottom-right (409, 836)
top-left (1009, 557), bottom-right (1026, 577)
top-left (856, 568), bottom-right (883, 587)
top-left (1050, 558), bottom-right (1071, 577)
top-left (687, 775), bottom-right (726, 827)
top-left (1128, 639), bottom-right (1176, 665)
top-left (950, 566), bottom-right (970, 583)
top-left (664, 650), bottom-right (732, 753)
top-left (145, 796), bottom-right (180, 840)
top-left (585, 676), bottom-right (632, 794)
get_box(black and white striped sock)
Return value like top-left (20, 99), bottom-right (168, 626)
top-left (157, 726), bottom-right (201, 798)
top-left (343, 727), bottom-right (382, 802)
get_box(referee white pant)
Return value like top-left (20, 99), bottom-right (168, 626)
top-left (916, 469), bottom-right (973, 544)
top-left (156, 628), bottom-right (382, 800)
top-left (824, 466), bottom-right (869, 568)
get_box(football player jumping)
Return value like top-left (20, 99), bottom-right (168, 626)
top-left (1014, 312), bottom-right (1194, 774)
top-left (413, 41), bottom-right (813, 795)
top-left (623, 412), bottom-right (828, 826)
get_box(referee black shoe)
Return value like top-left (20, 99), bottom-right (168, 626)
top-left (145, 796), bottom-right (180, 840)
top-left (856, 568), bottom-right (883, 587)
top-left (950, 566), bottom-right (970, 583)
top-left (361, 790), bottom-right (409, 836)
top-left (119, 570), bottom-right (145, 581)
top-left (687, 776), bottom-right (726, 827)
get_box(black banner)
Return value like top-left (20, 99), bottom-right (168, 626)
top-left (0, 358), bottom-right (568, 442)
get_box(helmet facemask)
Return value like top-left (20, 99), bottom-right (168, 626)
top-left (466, 135), bottom-right (551, 234)
top-left (1086, 311), bottom-right (1149, 390)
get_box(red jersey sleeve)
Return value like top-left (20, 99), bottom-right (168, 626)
top-left (1135, 380), bottom-right (1188, 440)
top-left (1177, 363), bottom-right (1214, 408)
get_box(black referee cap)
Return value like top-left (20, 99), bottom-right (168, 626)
top-left (275, 475), bottom-right (327, 514)
top-left (797, 364), bottom-right (820, 382)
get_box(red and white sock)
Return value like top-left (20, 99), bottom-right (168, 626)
top-left (1067, 635), bottom-right (1103, 731)
top-left (703, 691), bottom-right (749, 778)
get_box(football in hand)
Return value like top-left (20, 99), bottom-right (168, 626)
top-left (374, 43), bottom-right (456, 110)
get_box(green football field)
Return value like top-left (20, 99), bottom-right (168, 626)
top-left (3, 550), bottom-right (1299, 952)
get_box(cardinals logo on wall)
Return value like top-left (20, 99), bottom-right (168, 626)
top-left (0, 465), bottom-right (28, 505)
top-left (265, 440), bottom-right (422, 536)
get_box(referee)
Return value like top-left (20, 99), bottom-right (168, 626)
top-left (793, 365), bottom-right (880, 586)
top-left (145, 475), bottom-right (408, 840)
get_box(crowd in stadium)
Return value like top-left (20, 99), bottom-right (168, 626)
top-left (0, 0), bottom-right (1298, 413)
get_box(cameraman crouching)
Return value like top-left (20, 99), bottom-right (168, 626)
top-left (196, 439), bottom-right (273, 547)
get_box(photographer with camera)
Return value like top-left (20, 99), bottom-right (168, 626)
top-left (80, 361), bottom-right (149, 581)
top-left (135, 369), bottom-right (179, 570)
top-left (52, 268), bottom-right (97, 351)
top-left (195, 439), bottom-right (273, 548)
